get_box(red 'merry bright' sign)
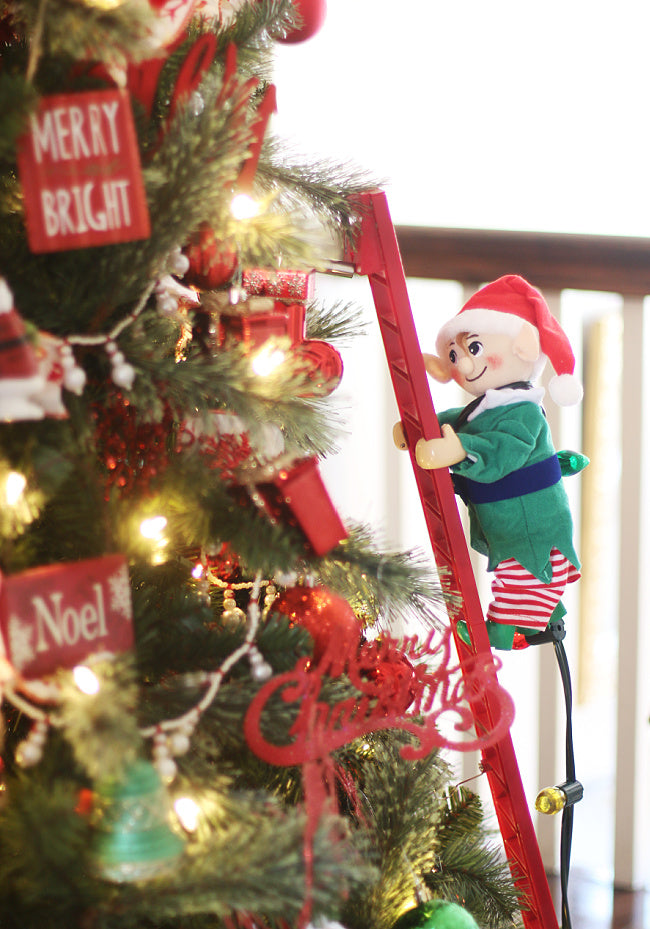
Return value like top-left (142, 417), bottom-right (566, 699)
top-left (17, 89), bottom-right (150, 253)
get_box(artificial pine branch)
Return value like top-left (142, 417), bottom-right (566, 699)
top-left (213, 0), bottom-right (295, 76)
top-left (320, 525), bottom-right (445, 628)
top-left (95, 812), bottom-right (372, 928)
top-left (427, 836), bottom-right (523, 929)
top-left (258, 137), bottom-right (381, 242)
top-left (340, 731), bottom-right (451, 929)
top-left (425, 786), bottom-right (522, 928)
top-left (0, 767), bottom-right (97, 923)
top-left (304, 299), bottom-right (368, 344)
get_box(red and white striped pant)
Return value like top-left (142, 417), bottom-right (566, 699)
top-left (486, 548), bottom-right (581, 630)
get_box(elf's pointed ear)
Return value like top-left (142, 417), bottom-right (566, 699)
top-left (423, 353), bottom-right (454, 383)
top-left (512, 321), bottom-right (541, 363)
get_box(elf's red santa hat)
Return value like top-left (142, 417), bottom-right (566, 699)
top-left (436, 274), bottom-right (583, 406)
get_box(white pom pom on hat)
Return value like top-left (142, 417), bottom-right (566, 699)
top-left (435, 274), bottom-right (583, 406)
top-left (547, 371), bottom-right (583, 406)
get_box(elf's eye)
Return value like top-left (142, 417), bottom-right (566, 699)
top-left (468, 340), bottom-right (484, 357)
top-left (449, 349), bottom-right (458, 365)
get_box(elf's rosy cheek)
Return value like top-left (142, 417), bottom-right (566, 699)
top-left (487, 354), bottom-right (503, 370)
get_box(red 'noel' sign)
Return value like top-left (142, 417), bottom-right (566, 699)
top-left (17, 90), bottom-right (150, 253)
top-left (0, 554), bottom-right (134, 680)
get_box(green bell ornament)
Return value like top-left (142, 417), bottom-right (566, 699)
top-left (392, 900), bottom-right (479, 929)
top-left (93, 759), bottom-right (185, 882)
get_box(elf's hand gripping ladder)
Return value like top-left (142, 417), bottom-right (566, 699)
top-left (346, 190), bottom-right (559, 929)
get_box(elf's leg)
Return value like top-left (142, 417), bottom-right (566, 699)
top-left (487, 549), bottom-right (580, 633)
top-left (456, 549), bottom-right (579, 650)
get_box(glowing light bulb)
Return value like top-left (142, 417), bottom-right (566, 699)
top-left (73, 665), bottom-right (100, 695)
top-left (140, 515), bottom-right (168, 540)
top-left (230, 193), bottom-right (259, 220)
top-left (252, 345), bottom-right (286, 376)
top-left (192, 562), bottom-right (205, 579)
top-left (5, 471), bottom-right (26, 506)
top-left (174, 796), bottom-right (201, 832)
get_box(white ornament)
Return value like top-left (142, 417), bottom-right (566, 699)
top-left (0, 278), bottom-right (46, 421)
top-left (248, 646), bottom-right (272, 682)
top-left (61, 344), bottom-right (87, 395)
top-left (106, 341), bottom-right (136, 390)
top-left (155, 754), bottom-right (178, 783)
top-left (16, 719), bottom-right (49, 767)
top-left (155, 274), bottom-right (199, 318)
top-left (16, 739), bottom-right (42, 766)
top-left (169, 732), bottom-right (191, 755)
top-left (0, 278), bottom-right (12, 311)
top-left (167, 246), bottom-right (190, 278)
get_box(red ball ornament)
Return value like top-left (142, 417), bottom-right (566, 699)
top-left (183, 224), bottom-right (238, 290)
top-left (277, 0), bottom-right (327, 43)
top-left (272, 585), bottom-right (361, 667)
top-left (293, 339), bottom-right (343, 397)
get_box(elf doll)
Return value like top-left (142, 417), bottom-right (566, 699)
top-left (395, 274), bottom-right (583, 650)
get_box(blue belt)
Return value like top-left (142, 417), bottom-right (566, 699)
top-left (452, 454), bottom-right (562, 505)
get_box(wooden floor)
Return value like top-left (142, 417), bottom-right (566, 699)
top-left (546, 871), bottom-right (650, 929)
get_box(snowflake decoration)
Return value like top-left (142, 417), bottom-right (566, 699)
top-left (8, 615), bottom-right (35, 671)
top-left (109, 564), bottom-right (133, 621)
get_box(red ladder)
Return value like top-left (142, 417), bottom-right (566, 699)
top-left (345, 189), bottom-right (559, 929)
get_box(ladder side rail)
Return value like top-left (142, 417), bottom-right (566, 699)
top-left (354, 196), bottom-right (490, 653)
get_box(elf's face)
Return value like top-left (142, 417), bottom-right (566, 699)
top-left (444, 330), bottom-right (537, 397)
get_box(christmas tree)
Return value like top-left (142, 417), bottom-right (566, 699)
top-left (0, 2), bottom-right (521, 928)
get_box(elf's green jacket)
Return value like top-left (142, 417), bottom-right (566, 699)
top-left (437, 392), bottom-right (579, 582)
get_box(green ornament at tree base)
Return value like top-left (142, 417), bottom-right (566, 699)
top-left (392, 900), bottom-right (479, 929)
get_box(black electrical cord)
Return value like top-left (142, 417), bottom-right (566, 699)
top-left (555, 632), bottom-right (576, 929)
top-left (525, 617), bottom-right (582, 929)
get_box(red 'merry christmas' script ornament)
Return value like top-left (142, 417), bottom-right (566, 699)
top-left (244, 622), bottom-right (514, 924)
top-left (17, 90), bottom-right (150, 253)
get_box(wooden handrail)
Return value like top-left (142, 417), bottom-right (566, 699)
top-left (395, 225), bottom-right (650, 295)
